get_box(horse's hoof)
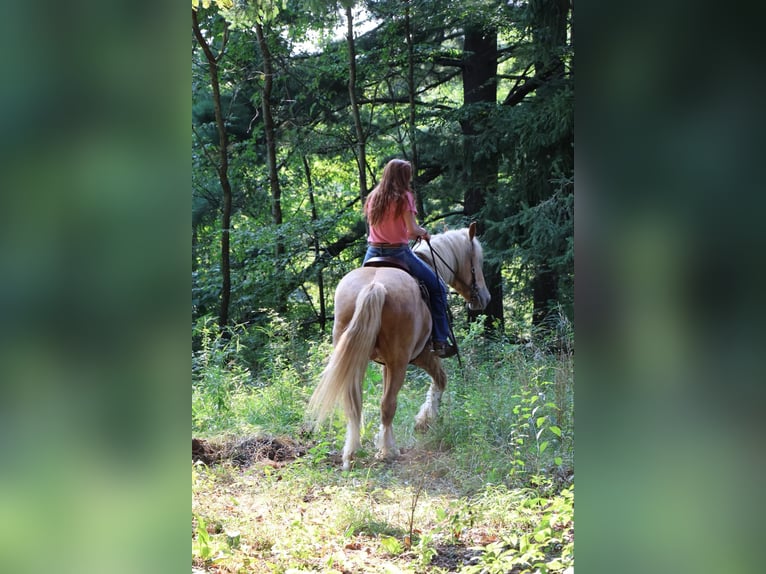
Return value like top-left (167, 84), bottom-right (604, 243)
top-left (414, 417), bottom-right (433, 432)
top-left (375, 449), bottom-right (400, 462)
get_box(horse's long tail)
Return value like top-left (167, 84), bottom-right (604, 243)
top-left (309, 282), bottom-right (386, 426)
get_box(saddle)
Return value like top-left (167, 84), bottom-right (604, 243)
top-left (363, 256), bottom-right (410, 273)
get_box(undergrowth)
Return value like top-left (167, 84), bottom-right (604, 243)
top-left (192, 313), bottom-right (573, 572)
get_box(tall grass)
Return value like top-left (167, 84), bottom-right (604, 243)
top-left (192, 313), bottom-right (573, 490)
top-left (192, 315), bottom-right (329, 436)
top-left (413, 319), bottom-right (573, 491)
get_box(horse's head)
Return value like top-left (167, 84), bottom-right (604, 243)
top-left (456, 222), bottom-right (491, 311)
top-left (414, 222), bottom-right (492, 310)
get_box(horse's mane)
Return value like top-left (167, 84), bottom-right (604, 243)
top-left (412, 228), bottom-right (482, 283)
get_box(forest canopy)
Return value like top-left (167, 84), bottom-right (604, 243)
top-left (192, 0), bottom-right (573, 344)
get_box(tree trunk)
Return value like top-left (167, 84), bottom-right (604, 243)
top-left (192, 10), bottom-right (232, 330)
top-left (461, 25), bottom-right (503, 332)
top-left (404, 1), bottom-right (424, 216)
top-left (528, 0), bottom-right (571, 329)
top-left (303, 156), bottom-right (326, 332)
top-left (345, 5), bottom-right (368, 202)
top-left (532, 266), bottom-right (559, 328)
top-left (255, 22), bottom-right (284, 260)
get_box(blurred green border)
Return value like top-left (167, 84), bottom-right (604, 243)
top-left (0, 2), bottom-right (190, 573)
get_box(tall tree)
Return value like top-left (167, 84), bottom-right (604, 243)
top-left (344, 2), bottom-right (369, 202)
top-left (460, 22), bottom-right (504, 331)
top-left (521, 0), bottom-right (573, 328)
top-left (302, 155), bottom-right (327, 331)
top-left (192, 8), bottom-right (233, 329)
top-left (403, 0), bottom-right (424, 215)
top-left (254, 21), bottom-right (285, 266)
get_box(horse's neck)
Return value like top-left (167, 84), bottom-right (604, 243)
top-left (437, 252), bottom-right (457, 285)
top-left (419, 240), bottom-right (456, 285)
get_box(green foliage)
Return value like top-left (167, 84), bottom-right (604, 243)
top-left (193, 514), bottom-right (213, 562)
top-left (192, 317), bottom-right (253, 431)
top-left (462, 485), bottom-right (574, 574)
top-left (193, 0), bottom-right (234, 10)
top-left (192, 0), bottom-right (574, 333)
top-left (192, 314), bottom-right (328, 435)
top-left (192, 324), bottom-right (574, 571)
top-left (379, 535), bottom-right (404, 556)
top-left (192, 309), bottom-right (573, 488)
top-left (434, 499), bottom-right (475, 544)
top-left (193, 512), bottom-right (239, 565)
top-left (194, 313), bottom-right (570, 488)
top-left (195, 0), bottom-right (286, 27)
top-left (419, 322), bottom-right (573, 489)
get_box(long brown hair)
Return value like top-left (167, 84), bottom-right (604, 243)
top-left (364, 159), bottom-right (413, 226)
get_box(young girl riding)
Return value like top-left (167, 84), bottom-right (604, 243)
top-left (362, 159), bottom-right (456, 358)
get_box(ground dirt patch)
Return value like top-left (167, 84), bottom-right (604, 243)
top-left (192, 435), bottom-right (308, 467)
top-left (430, 543), bottom-right (482, 571)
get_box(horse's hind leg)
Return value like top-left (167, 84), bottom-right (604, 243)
top-left (412, 351), bottom-right (447, 431)
top-left (342, 379), bottom-right (363, 471)
top-left (376, 363), bottom-right (406, 461)
top-left (342, 417), bottom-right (361, 471)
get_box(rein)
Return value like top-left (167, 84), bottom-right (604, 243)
top-left (420, 236), bottom-right (480, 307)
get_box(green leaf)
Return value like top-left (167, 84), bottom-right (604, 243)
top-left (536, 416), bottom-right (546, 428)
top-left (380, 536), bottom-right (403, 555)
top-left (539, 441), bottom-right (548, 454)
top-left (534, 527), bottom-right (551, 542)
top-left (554, 456), bottom-right (563, 466)
top-left (549, 425), bottom-right (562, 437)
top-left (195, 515), bottom-right (212, 560)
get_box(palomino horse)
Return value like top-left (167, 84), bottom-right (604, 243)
top-left (309, 222), bottom-right (491, 470)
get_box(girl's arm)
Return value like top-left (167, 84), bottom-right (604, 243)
top-left (404, 211), bottom-right (429, 241)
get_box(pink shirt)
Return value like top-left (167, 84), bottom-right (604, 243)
top-left (367, 191), bottom-right (417, 244)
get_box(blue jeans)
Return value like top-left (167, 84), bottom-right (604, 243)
top-left (363, 245), bottom-right (451, 344)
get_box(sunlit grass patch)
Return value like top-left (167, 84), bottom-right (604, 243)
top-left (192, 455), bottom-right (573, 573)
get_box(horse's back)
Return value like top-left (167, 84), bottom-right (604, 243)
top-left (335, 266), bottom-right (419, 308)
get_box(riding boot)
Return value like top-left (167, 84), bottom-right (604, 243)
top-left (432, 340), bottom-right (457, 358)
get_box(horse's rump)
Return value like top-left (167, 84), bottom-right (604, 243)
top-left (334, 267), bottom-right (432, 362)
